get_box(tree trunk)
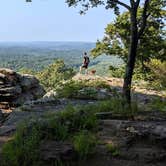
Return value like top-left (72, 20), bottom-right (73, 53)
top-left (123, 9), bottom-right (138, 103)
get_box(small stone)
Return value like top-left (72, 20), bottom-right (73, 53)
top-left (43, 90), bottom-right (58, 99)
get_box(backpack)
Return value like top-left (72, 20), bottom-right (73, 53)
top-left (85, 56), bottom-right (90, 64)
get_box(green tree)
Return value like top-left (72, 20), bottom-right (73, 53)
top-left (65, 0), bottom-right (166, 103)
top-left (37, 60), bottom-right (75, 90)
top-left (91, 7), bottom-right (166, 73)
top-left (91, 8), bottom-right (165, 63)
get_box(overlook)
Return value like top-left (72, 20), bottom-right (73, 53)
top-left (0, 0), bottom-right (165, 166)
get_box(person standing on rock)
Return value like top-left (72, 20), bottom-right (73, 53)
top-left (79, 52), bottom-right (90, 74)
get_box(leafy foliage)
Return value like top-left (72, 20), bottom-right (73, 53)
top-left (146, 97), bottom-right (166, 112)
top-left (109, 63), bottom-right (150, 81)
top-left (37, 60), bottom-right (75, 90)
top-left (146, 59), bottom-right (166, 90)
top-left (109, 65), bottom-right (125, 78)
top-left (91, 7), bottom-right (166, 64)
top-left (56, 79), bottom-right (112, 99)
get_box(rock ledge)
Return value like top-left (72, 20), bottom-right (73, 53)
top-left (0, 68), bottom-right (45, 113)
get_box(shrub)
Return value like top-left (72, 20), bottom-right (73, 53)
top-left (56, 80), bottom-right (112, 99)
top-left (109, 64), bottom-right (149, 81)
top-left (56, 81), bottom-right (82, 98)
top-left (146, 97), bottom-right (166, 112)
top-left (109, 65), bottom-right (125, 78)
top-left (146, 59), bottom-right (166, 90)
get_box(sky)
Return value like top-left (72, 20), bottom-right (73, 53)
top-left (0, 0), bottom-right (117, 42)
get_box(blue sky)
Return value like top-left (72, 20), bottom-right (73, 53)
top-left (0, 0), bottom-right (117, 42)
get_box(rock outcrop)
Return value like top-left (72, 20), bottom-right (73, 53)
top-left (0, 110), bottom-right (3, 124)
top-left (73, 73), bottom-right (166, 102)
top-left (0, 68), bottom-right (45, 113)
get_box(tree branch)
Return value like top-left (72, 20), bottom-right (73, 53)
top-left (138, 0), bottom-right (151, 38)
top-left (113, 0), bottom-right (131, 10)
top-left (130, 0), bottom-right (135, 7)
top-left (130, 0), bottom-right (140, 8)
top-left (136, 0), bottom-right (140, 8)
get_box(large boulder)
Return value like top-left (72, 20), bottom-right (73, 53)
top-left (0, 68), bottom-right (45, 113)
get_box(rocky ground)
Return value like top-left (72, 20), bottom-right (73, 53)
top-left (73, 74), bottom-right (166, 101)
top-left (37, 111), bottom-right (166, 166)
top-left (0, 71), bottom-right (166, 165)
top-left (1, 99), bottom-right (166, 165)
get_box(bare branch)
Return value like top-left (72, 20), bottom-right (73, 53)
top-left (138, 0), bottom-right (151, 38)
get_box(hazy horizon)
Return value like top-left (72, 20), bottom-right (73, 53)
top-left (0, 41), bottom-right (95, 43)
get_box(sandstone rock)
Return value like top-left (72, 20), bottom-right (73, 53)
top-left (0, 68), bottom-right (45, 112)
top-left (0, 68), bottom-right (19, 85)
top-left (0, 68), bottom-right (16, 75)
top-left (0, 86), bottom-right (22, 95)
top-left (0, 73), bottom-right (6, 82)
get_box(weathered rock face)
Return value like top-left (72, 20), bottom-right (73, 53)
top-left (0, 68), bottom-right (45, 113)
top-left (0, 110), bottom-right (3, 123)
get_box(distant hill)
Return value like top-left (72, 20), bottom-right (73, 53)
top-left (0, 41), bottom-right (96, 50)
top-left (0, 41), bottom-right (123, 75)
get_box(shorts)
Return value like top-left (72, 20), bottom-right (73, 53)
top-left (82, 63), bottom-right (88, 69)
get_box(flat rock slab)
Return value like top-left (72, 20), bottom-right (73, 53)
top-left (40, 141), bottom-right (75, 161)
